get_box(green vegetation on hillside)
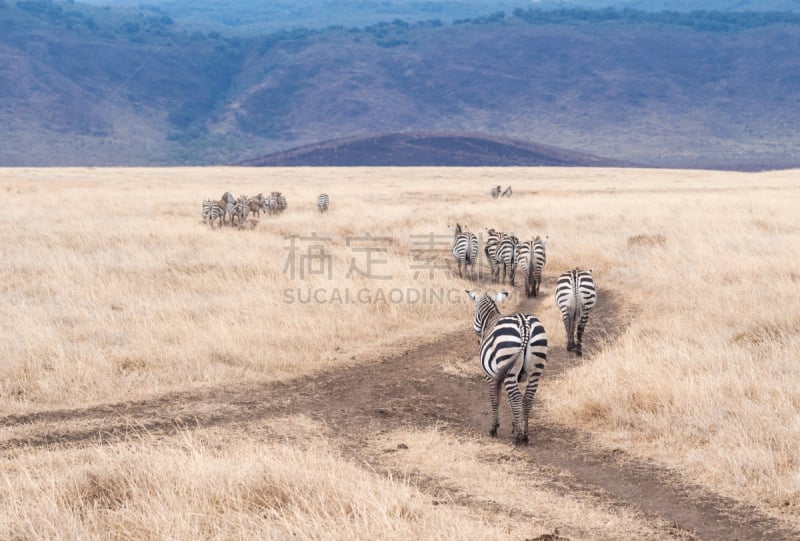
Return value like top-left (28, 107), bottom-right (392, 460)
top-left (2, 1), bottom-right (800, 167)
top-left (512, 7), bottom-right (800, 31)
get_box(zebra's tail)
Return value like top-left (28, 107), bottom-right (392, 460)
top-left (492, 322), bottom-right (528, 400)
top-left (493, 355), bottom-right (517, 406)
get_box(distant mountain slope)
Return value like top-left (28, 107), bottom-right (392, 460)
top-left (238, 133), bottom-right (628, 167)
top-left (2, 5), bottom-right (800, 169)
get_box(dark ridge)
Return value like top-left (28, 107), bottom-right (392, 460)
top-left (237, 132), bottom-right (631, 167)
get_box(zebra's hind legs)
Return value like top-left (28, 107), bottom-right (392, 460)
top-left (489, 423), bottom-right (499, 437)
top-left (514, 433), bottom-right (529, 446)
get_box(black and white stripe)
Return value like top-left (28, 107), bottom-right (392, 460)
top-left (516, 240), bottom-right (533, 294)
top-left (219, 191), bottom-right (236, 225)
top-left (484, 228), bottom-right (503, 282)
top-left (228, 195), bottom-right (250, 228)
top-left (501, 186), bottom-right (513, 198)
top-left (491, 185), bottom-right (502, 199)
top-left (496, 234), bottom-right (519, 285)
top-left (518, 236), bottom-right (547, 297)
top-left (529, 236), bottom-right (547, 297)
top-left (465, 290), bottom-right (547, 446)
top-left (202, 199), bottom-right (224, 228)
top-left (268, 191), bottom-right (287, 215)
top-left (450, 223), bottom-right (478, 279)
top-left (554, 268), bottom-right (597, 356)
top-left (317, 193), bottom-right (329, 213)
top-left (247, 193), bottom-right (268, 218)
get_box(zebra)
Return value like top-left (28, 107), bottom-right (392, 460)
top-left (450, 223), bottom-right (478, 279)
top-left (491, 185), bottom-right (502, 199)
top-left (517, 236), bottom-right (548, 297)
top-left (229, 195), bottom-right (250, 228)
top-left (268, 191), bottom-right (287, 215)
top-left (219, 191), bottom-right (236, 225)
top-left (501, 186), bottom-right (513, 198)
top-left (202, 199), bottom-right (224, 228)
top-left (529, 236), bottom-right (548, 297)
top-left (496, 233), bottom-right (519, 285)
top-left (247, 193), bottom-right (268, 218)
top-left (317, 193), bottom-right (329, 213)
top-left (516, 239), bottom-right (533, 294)
top-left (484, 228), bottom-right (503, 283)
top-left (465, 290), bottom-right (547, 446)
top-left (554, 268), bottom-right (597, 356)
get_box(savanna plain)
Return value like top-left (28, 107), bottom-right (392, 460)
top-left (1, 167), bottom-right (799, 540)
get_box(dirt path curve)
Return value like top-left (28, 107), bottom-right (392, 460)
top-left (2, 290), bottom-right (798, 540)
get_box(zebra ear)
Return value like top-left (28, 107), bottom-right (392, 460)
top-left (465, 290), bottom-right (480, 302)
top-left (494, 291), bottom-right (509, 303)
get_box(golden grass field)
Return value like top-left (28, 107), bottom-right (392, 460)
top-left (1, 167), bottom-right (799, 539)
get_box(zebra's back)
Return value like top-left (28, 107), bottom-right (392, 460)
top-left (480, 313), bottom-right (546, 380)
top-left (555, 268), bottom-right (596, 355)
top-left (317, 193), bottom-right (329, 212)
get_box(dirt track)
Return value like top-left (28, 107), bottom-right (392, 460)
top-left (2, 289), bottom-right (798, 541)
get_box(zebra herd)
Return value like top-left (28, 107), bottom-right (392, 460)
top-left (491, 185), bottom-right (513, 198)
top-left (202, 191), bottom-right (287, 229)
top-left (454, 224), bottom-right (597, 446)
top-left (202, 192), bottom-right (332, 228)
top-left (451, 226), bottom-right (547, 298)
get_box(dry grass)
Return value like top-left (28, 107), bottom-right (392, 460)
top-left (0, 417), bottom-right (507, 540)
top-left (372, 427), bottom-right (682, 540)
top-left (2, 166), bottom-right (800, 534)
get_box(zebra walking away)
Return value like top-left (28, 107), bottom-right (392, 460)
top-left (484, 228), bottom-right (503, 283)
top-left (230, 195), bottom-right (250, 228)
top-left (465, 290), bottom-right (547, 445)
top-left (450, 223), bottom-right (478, 279)
top-left (220, 191), bottom-right (236, 225)
top-left (491, 185), bottom-right (502, 199)
top-left (247, 193), bottom-right (268, 218)
top-left (202, 199), bottom-right (224, 228)
top-left (496, 234), bottom-right (519, 285)
top-left (554, 268), bottom-right (597, 356)
top-left (516, 239), bottom-right (533, 294)
top-left (501, 186), bottom-right (513, 198)
top-left (529, 236), bottom-right (547, 297)
top-left (317, 193), bottom-right (329, 213)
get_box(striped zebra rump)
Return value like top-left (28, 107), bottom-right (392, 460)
top-left (515, 240), bottom-right (533, 296)
top-left (526, 235), bottom-right (548, 297)
top-left (450, 224), bottom-right (477, 279)
top-left (491, 185), bottom-right (502, 199)
top-left (247, 194), bottom-right (267, 218)
top-left (317, 193), bottom-right (329, 213)
top-left (202, 200), bottom-right (224, 228)
top-left (229, 196), bottom-right (249, 228)
top-left (497, 235), bottom-right (519, 285)
top-left (555, 268), bottom-right (596, 355)
top-left (484, 229), bottom-right (503, 282)
top-left (466, 290), bottom-right (548, 446)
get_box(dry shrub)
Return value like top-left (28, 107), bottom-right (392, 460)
top-left (626, 233), bottom-right (667, 247)
top-left (70, 470), bottom-right (132, 513)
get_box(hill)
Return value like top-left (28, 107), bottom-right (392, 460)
top-left (1, 4), bottom-right (800, 169)
top-left (238, 132), bottom-right (629, 167)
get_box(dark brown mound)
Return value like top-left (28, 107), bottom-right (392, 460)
top-left (237, 132), bottom-right (629, 167)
